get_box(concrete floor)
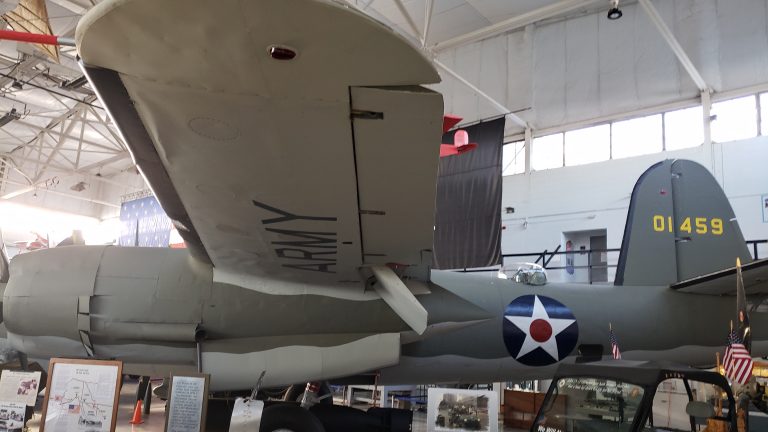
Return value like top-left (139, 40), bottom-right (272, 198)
top-left (23, 379), bottom-right (527, 432)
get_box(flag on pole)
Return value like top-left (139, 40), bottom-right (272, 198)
top-left (735, 257), bottom-right (751, 353)
top-left (609, 324), bottom-right (621, 360)
top-left (723, 329), bottom-right (753, 385)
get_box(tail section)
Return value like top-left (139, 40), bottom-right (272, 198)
top-left (615, 159), bottom-right (751, 286)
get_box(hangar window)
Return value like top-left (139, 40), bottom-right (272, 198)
top-left (531, 133), bottom-right (564, 171)
top-left (611, 114), bottom-right (663, 159)
top-left (664, 106), bottom-right (703, 150)
top-left (711, 95), bottom-right (758, 143)
top-left (564, 124), bottom-right (610, 166)
top-left (760, 93), bottom-right (768, 136)
top-left (502, 141), bottom-right (525, 176)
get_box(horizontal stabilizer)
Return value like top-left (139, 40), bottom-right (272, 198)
top-left (369, 265), bottom-right (428, 335)
top-left (672, 259), bottom-right (768, 295)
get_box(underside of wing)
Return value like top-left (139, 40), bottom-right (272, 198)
top-left (77, 0), bottom-right (443, 288)
top-left (672, 259), bottom-right (768, 295)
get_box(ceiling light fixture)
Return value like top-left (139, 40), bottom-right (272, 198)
top-left (607, 0), bottom-right (623, 20)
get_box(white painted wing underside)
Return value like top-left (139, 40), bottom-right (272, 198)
top-left (77, 0), bottom-right (443, 288)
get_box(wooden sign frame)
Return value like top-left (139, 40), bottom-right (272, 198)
top-left (164, 372), bottom-right (210, 432)
top-left (39, 357), bottom-right (123, 432)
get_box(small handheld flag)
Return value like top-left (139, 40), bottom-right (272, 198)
top-left (609, 323), bottom-right (621, 360)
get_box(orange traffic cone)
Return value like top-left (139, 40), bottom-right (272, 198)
top-left (129, 400), bottom-right (144, 425)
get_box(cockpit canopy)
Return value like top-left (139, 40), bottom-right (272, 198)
top-left (499, 262), bottom-right (547, 286)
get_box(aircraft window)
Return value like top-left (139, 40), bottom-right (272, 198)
top-left (664, 107), bottom-right (703, 151)
top-left (711, 95), bottom-right (758, 143)
top-left (564, 124), bottom-right (610, 167)
top-left (531, 133), bottom-right (563, 171)
top-left (612, 114), bottom-right (663, 158)
top-left (502, 141), bottom-right (525, 176)
top-left (760, 93), bottom-right (768, 136)
top-left (532, 377), bottom-right (644, 432)
top-left (645, 378), bottom-right (730, 431)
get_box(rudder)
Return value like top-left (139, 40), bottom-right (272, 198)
top-left (615, 159), bottom-right (751, 286)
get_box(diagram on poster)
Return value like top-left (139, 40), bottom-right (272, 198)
top-left (41, 360), bottom-right (121, 432)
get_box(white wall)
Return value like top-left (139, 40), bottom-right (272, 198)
top-left (501, 136), bottom-right (768, 281)
top-left (432, 0), bottom-right (768, 136)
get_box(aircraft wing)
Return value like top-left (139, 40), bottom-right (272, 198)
top-left (76, 0), bottom-right (443, 290)
top-left (671, 259), bottom-right (768, 295)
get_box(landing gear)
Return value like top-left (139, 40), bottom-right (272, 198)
top-left (260, 404), bottom-right (325, 432)
top-left (283, 382), bottom-right (333, 406)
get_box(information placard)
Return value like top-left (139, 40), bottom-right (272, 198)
top-left (427, 387), bottom-right (499, 432)
top-left (39, 358), bottom-right (122, 432)
top-left (0, 400), bottom-right (26, 430)
top-left (0, 370), bottom-right (42, 406)
top-left (164, 373), bottom-right (209, 432)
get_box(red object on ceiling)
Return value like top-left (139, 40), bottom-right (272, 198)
top-left (443, 115), bottom-right (462, 133)
top-left (440, 115), bottom-right (477, 158)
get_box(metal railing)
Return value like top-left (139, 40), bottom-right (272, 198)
top-left (456, 239), bottom-right (768, 283)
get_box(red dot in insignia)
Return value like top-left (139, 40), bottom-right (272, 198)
top-left (529, 319), bottom-right (552, 342)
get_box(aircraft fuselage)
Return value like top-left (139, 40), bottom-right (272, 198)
top-left (2, 246), bottom-right (763, 391)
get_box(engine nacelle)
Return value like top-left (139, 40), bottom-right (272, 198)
top-left (4, 246), bottom-right (210, 375)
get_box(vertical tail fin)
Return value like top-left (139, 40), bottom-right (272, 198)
top-left (615, 159), bottom-right (751, 286)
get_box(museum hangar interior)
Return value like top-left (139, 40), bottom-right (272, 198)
top-left (0, 0), bottom-right (764, 431)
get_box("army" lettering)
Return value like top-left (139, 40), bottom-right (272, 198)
top-left (253, 200), bottom-right (338, 273)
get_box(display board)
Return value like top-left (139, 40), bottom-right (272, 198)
top-left (0, 400), bottom-right (26, 430)
top-left (40, 358), bottom-right (122, 432)
top-left (427, 387), bottom-right (499, 432)
top-left (0, 370), bottom-right (41, 406)
top-left (164, 373), bottom-right (209, 432)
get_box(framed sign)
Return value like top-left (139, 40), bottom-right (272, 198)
top-left (164, 373), bottom-right (209, 432)
top-left (0, 370), bottom-right (42, 406)
top-left (39, 358), bottom-right (122, 432)
top-left (427, 387), bottom-right (499, 432)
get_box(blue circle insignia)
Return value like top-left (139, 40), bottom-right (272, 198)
top-left (502, 295), bottom-right (579, 366)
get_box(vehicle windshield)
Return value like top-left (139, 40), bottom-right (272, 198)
top-left (532, 377), bottom-right (645, 432)
top-left (643, 378), bottom-right (731, 431)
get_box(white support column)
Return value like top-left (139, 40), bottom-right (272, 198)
top-left (701, 90), bottom-right (717, 177)
top-left (524, 127), bottom-right (532, 174)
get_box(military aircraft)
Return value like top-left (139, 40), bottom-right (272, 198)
top-left (0, 0), bottom-right (767, 429)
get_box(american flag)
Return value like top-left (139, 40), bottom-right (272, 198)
top-left (119, 196), bottom-right (172, 247)
top-left (609, 327), bottom-right (621, 360)
top-left (723, 329), bottom-right (753, 385)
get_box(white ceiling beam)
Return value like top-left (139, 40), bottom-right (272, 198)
top-left (76, 152), bottom-right (131, 173)
top-left (1, 178), bottom-right (120, 208)
top-left (422, 0), bottom-right (434, 47)
top-left (638, 0), bottom-right (709, 92)
top-left (432, 0), bottom-right (599, 52)
top-left (392, 0), bottom-right (423, 43)
top-left (48, 0), bottom-right (88, 14)
top-left (434, 59), bottom-right (528, 129)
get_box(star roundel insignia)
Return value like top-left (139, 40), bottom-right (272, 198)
top-left (502, 295), bottom-right (579, 366)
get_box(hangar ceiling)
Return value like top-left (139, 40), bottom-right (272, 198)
top-left (0, 0), bottom-right (761, 220)
top-left (0, 0), bottom-right (607, 216)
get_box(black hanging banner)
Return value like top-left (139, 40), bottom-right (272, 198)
top-left (433, 117), bottom-right (505, 270)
